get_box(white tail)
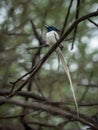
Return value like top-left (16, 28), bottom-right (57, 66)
top-left (56, 47), bottom-right (79, 115)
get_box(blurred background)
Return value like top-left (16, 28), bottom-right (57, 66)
top-left (0, 0), bottom-right (98, 130)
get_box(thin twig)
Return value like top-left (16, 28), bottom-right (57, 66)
top-left (6, 33), bottom-right (31, 36)
top-left (71, 0), bottom-right (80, 50)
top-left (0, 114), bottom-right (24, 119)
top-left (88, 18), bottom-right (98, 27)
top-left (34, 77), bottom-right (46, 100)
top-left (61, 0), bottom-right (73, 35)
top-left (79, 72), bottom-right (94, 102)
top-left (26, 44), bottom-right (48, 50)
top-left (30, 20), bottom-right (45, 45)
top-left (78, 83), bottom-right (98, 88)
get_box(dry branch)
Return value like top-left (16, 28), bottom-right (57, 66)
top-left (0, 98), bottom-right (98, 129)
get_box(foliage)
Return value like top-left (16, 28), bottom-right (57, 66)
top-left (0, 0), bottom-right (98, 130)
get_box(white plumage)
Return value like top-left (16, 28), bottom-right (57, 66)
top-left (46, 30), bottom-right (79, 116)
top-left (46, 30), bottom-right (59, 45)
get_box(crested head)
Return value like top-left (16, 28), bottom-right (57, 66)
top-left (45, 25), bottom-right (60, 32)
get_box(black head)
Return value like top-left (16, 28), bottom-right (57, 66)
top-left (45, 25), bottom-right (60, 32)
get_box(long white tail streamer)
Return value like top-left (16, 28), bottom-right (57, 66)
top-left (56, 47), bottom-right (79, 115)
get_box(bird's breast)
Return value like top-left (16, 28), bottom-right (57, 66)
top-left (46, 31), bottom-right (59, 45)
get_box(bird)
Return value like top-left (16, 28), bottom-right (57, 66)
top-left (45, 25), bottom-right (79, 116)
top-left (45, 25), bottom-right (63, 49)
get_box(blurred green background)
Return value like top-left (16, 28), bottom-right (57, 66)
top-left (0, 0), bottom-right (98, 130)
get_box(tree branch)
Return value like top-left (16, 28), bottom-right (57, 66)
top-left (1, 90), bottom-right (98, 107)
top-left (88, 18), bottom-right (98, 27)
top-left (71, 0), bottom-right (80, 50)
top-left (7, 9), bottom-right (98, 99)
top-left (0, 98), bottom-right (98, 129)
top-left (30, 20), bottom-right (45, 45)
top-left (61, 0), bottom-right (73, 35)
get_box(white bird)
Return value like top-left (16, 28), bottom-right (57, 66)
top-left (45, 25), bottom-right (79, 116)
